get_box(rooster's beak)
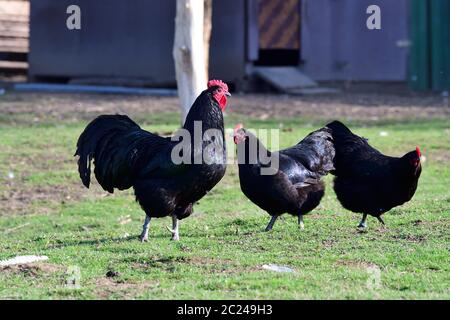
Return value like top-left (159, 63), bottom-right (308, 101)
top-left (225, 91), bottom-right (231, 97)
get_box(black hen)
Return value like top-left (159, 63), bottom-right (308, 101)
top-left (234, 125), bottom-right (335, 231)
top-left (75, 80), bottom-right (231, 241)
top-left (326, 120), bottom-right (422, 228)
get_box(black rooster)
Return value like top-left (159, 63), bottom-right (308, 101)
top-left (75, 80), bottom-right (231, 241)
top-left (234, 124), bottom-right (335, 231)
top-left (326, 120), bottom-right (422, 228)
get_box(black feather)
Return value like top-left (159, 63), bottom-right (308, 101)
top-left (326, 120), bottom-right (422, 219)
top-left (75, 87), bottom-right (227, 224)
top-left (237, 127), bottom-right (335, 223)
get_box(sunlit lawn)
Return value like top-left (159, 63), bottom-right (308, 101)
top-left (0, 106), bottom-right (449, 299)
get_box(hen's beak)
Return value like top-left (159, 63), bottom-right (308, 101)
top-left (225, 91), bottom-right (231, 97)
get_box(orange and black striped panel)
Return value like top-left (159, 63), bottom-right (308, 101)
top-left (258, 0), bottom-right (300, 50)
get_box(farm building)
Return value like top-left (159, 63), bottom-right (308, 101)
top-left (1, 0), bottom-right (449, 91)
top-left (0, 0), bottom-right (28, 72)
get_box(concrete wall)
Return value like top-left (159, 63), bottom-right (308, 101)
top-left (29, 0), bottom-right (410, 84)
top-left (29, 0), bottom-right (246, 85)
top-left (301, 0), bottom-right (410, 81)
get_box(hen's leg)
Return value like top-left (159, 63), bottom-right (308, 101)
top-left (139, 215), bottom-right (151, 242)
top-left (298, 214), bottom-right (305, 230)
top-left (376, 216), bottom-right (385, 226)
top-left (357, 214), bottom-right (368, 229)
top-left (166, 215), bottom-right (180, 241)
top-left (265, 215), bottom-right (278, 232)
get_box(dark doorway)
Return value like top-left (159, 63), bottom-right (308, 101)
top-left (255, 49), bottom-right (299, 66)
top-left (255, 0), bottom-right (300, 66)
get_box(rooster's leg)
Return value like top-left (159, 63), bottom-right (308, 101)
top-left (376, 216), bottom-right (385, 226)
top-left (265, 215), bottom-right (278, 232)
top-left (172, 216), bottom-right (180, 241)
top-left (139, 215), bottom-right (151, 242)
top-left (166, 216), bottom-right (180, 241)
top-left (298, 214), bottom-right (305, 230)
top-left (357, 214), bottom-right (368, 229)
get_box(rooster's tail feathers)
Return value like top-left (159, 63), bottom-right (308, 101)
top-left (75, 115), bottom-right (141, 191)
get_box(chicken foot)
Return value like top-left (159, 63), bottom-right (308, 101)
top-left (139, 215), bottom-right (151, 242)
top-left (166, 216), bottom-right (180, 241)
top-left (265, 215), bottom-right (278, 232)
top-left (357, 214), bottom-right (368, 229)
top-left (358, 214), bottom-right (386, 229)
top-left (298, 214), bottom-right (305, 230)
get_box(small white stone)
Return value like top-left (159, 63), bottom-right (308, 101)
top-left (0, 255), bottom-right (48, 267)
top-left (262, 264), bottom-right (295, 273)
top-left (379, 131), bottom-right (389, 137)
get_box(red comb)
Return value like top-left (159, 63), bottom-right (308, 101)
top-left (416, 146), bottom-right (421, 157)
top-left (208, 79), bottom-right (228, 91)
top-left (234, 123), bottom-right (243, 133)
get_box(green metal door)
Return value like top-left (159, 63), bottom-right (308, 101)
top-left (409, 0), bottom-right (450, 91)
top-left (430, 0), bottom-right (450, 90)
top-left (409, 0), bottom-right (430, 91)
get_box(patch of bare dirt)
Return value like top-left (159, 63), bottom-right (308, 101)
top-left (1, 84), bottom-right (449, 125)
top-left (1, 263), bottom-right (63, 277)
top-left (0, 92), bottom-right (180, 124)
top-left (392, 234), bottom-right (427, 243)
top-left (186, 256), bottom-right (244, 273)
top-left (0, 180), bottom-right (106, 217)
top-left (132, 255), bottom-right (229, 268)
top-left (431, 150), bottom-right (450, 164)
top-left (94, 277), bottom-right (157, 299)
top-left (411, 219), bottom-right (449, 227)
top-left (6, 151), bottom-right (72, 172)
top-left (322, 239), bottom-right (338, 248)
top-left (130, 255), bottom-right (257, 275)
top-left (336, 260), bottom-right (379, 269)
top-left (230, 93), bottom-right (450, 122)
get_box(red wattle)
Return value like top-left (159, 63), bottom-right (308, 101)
top-left (219, 95), bottom-right (227, 111)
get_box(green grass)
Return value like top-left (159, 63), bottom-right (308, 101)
top-left (0, 112), bottom-right (449, 300)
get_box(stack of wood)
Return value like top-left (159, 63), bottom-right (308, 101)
top-left (0, 0), bottom-right (29, 71)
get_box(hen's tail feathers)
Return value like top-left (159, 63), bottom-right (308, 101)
top-left (326, 120), bottom-right (380, 177)
top-left (325, 120), bottom-right (352, 135)
top-left (75, 115), bottom-right (141, 192)
top-left (300, 127), bottom-right (336, 174)
top-left (285, 127), bottom-right (335, 177)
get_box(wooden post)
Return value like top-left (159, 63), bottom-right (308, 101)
top-left (204, 0), bottom-right (212, 80)
top-left (173, 0), bottom-right (208, 124)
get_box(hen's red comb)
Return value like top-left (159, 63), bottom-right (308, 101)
top-left (208, 79), bottom-right (228, 91)
top-left (234, 123), bottom-right (243, 133)
top-left (416, 146), bottom-right (421, 157)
